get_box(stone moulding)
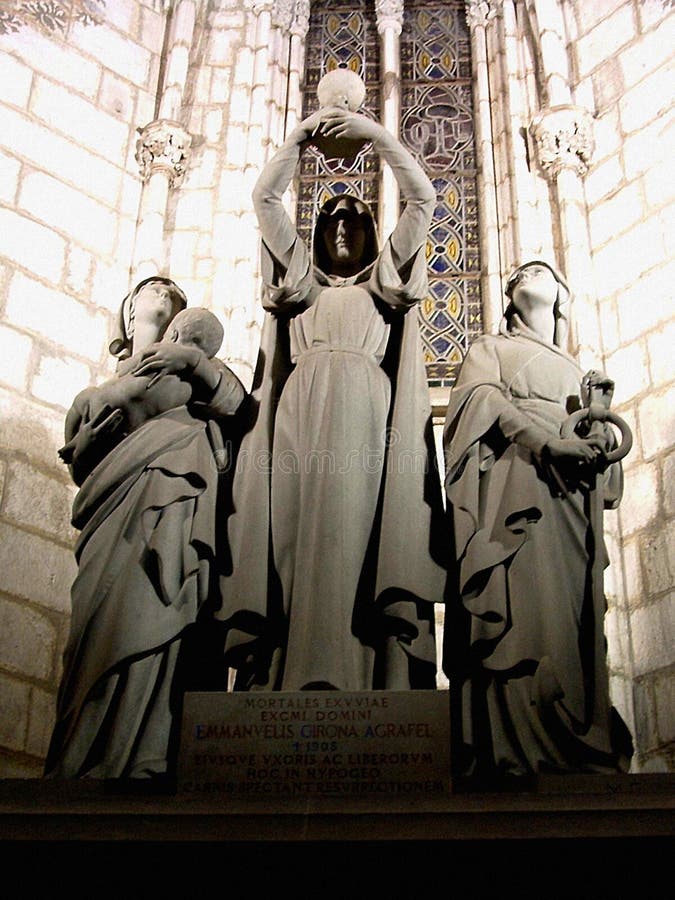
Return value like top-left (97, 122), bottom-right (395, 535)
top-left (529, 104), bottom-right (595, 179)
top-left (135, 120), bottom-right (193, 187)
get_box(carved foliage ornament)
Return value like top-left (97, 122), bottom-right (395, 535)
top-left (464, 0), bottom-right (501, 29)
top-left (135, 120), bottom-right (192, 188)
top-left (0, 0), bottom-right (105, 34)
top-left (375, 0), bottom-right (404, 34)
top-left (530, 105), bottom-right (595, 179)
top-left (290, 0), bottom-right (310, 36)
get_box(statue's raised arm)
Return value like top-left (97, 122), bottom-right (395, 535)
top-left (219, 80), bottom-right (447, 694)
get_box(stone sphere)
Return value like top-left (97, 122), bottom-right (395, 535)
top-left (317, 69), bottom-right (366, 112)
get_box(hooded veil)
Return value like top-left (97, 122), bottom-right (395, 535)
top-left (218, 193), bottom-right (447, 691)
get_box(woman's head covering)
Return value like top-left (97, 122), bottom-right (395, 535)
top-left (503, 260), bottom-right (570, 347)
top-left (313, 194), bottom-right (378, 275)
top-left (109, 276), bottom-right (188, 360)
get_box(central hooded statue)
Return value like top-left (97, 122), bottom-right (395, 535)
top-left (217, 108), bottom-right (447, 692)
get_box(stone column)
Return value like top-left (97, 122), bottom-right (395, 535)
top-left (285, 0), bottom-right (310, 138)
top-left (132, 0), bottom-right (197, 282)
top-left (465, 0), bottom-right (502, 333)
top-left (527, 0), bottom-right (598, 364)
top-left (375, 0), bottom-right (404, 240)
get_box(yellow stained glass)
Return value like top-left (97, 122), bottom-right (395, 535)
top-left (449, 292), bottom-right (459, 316)
top-left (449, 239), bottom-right (459, 261)
top-left (423, 298), bottom-right (434, 317)
top-left (425, 241), bottom-right (433, 260)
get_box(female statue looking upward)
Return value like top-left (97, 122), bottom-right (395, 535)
top-left (443, 261), bottom-right (633, 776)
top-left (46, 277), bottom-right (244, 779)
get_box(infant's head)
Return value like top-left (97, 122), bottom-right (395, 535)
top-left (164, 307), bottom-right (224, 359)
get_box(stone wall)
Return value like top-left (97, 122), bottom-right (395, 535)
top-left (0, 0), bottom-right (167, 775)
top-left (570, 0), bottom-right (675, 770)
top-left (0, 0), bottom-right (298, 777)
top-left (0, 0), bottom-right (672, 777)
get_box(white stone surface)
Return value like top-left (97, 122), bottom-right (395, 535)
top-left (6, 273), bottom-right (108, 362)
top-left (0, 51), bottom-right (33, 109)
top-left (1, 106), bottom-right (124, 208)
top-left (5, 31), bottom-right (101, 98)
top-left (0, 207), bottom-right (66, 284)
top-left (604, 341), bottom-right (651, 404)
top-left (2, 460), bottom-right (76, 543)
top-left (619, 61), bottom-right (675, 134)
top-left (31, 354), bottom-right (91, 410)
top-left (69, 21), bottom-right (151, 87)
top-left (0, 596), bottom-right (56, 682)
top-left (0, 523), bottom-right (75, 614)
top-left (630, 593), bottom-right (675, 676)
top-left (638, 385), bottom-right (675, 459)
top-left (619, 462), bottom-right (660, 535)
top-left (640, 523), bottom-right (675, 597)
top-left (30, 77), bottom-right (130, 167)
top-left (576, 3), bottom-right (636, 78)
top-left (0, 388), bottom-right (65, 470)
top-left (0, 325), bottom-right (33, 392)
top-left (19, 172), bottom-right (117, 257)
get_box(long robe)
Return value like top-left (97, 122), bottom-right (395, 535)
top-left (45, 366), bottom-right (244, 779)
top-left (218, 234), bottom-right (447, 691)
top-left (443, 315), bottom-right (633, 775)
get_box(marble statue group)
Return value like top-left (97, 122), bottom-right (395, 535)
top-left (45, 84), bottom-right (634, 782)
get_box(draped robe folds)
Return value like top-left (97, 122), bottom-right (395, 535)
top-left (45, 366), bottom-right (244, 779)
top-left (443, 317), bottom-right (633, 775)
top-left (218, 234), bottom-right (447, 691)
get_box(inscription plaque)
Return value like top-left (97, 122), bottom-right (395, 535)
top-left (178, 690), bottom-right (450, 798)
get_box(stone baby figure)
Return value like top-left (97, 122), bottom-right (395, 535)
top-left (442, 260), bottom-right (633, 777)
top-left (46, 277), bottom-right (244, 780)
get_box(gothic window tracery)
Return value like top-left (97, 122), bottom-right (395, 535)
top-left (297, 0), bottom-right (482, 386)
top-left (401, 0), bottom-right (482, 386)
top-left (296, 0), bottom-right (381, 249)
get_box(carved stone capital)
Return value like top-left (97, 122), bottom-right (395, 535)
top-left (465, 0), bottom-right (501, 29)
top-left (272, 0), bottom-right (295, 30)
top-left (375, 0), bottom-right (404, 35)
top-left (529, 105), bottom-right (595, 179)
top-left (135, 120), bottom-right (193, 187)
top-left (245, 0), bottom-right (274, 14)
top-left (289, 0), bottom-right (310, 37)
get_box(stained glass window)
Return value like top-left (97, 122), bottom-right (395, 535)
top-left (401, 1), bottom-right (482, 387)
top-left (296, 0), bottom-right (381, 250)
top-left (298, 0), bottom-right (481, 387)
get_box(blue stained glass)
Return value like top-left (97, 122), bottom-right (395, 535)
top-left (297, 2), bottom-right (380, 250)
